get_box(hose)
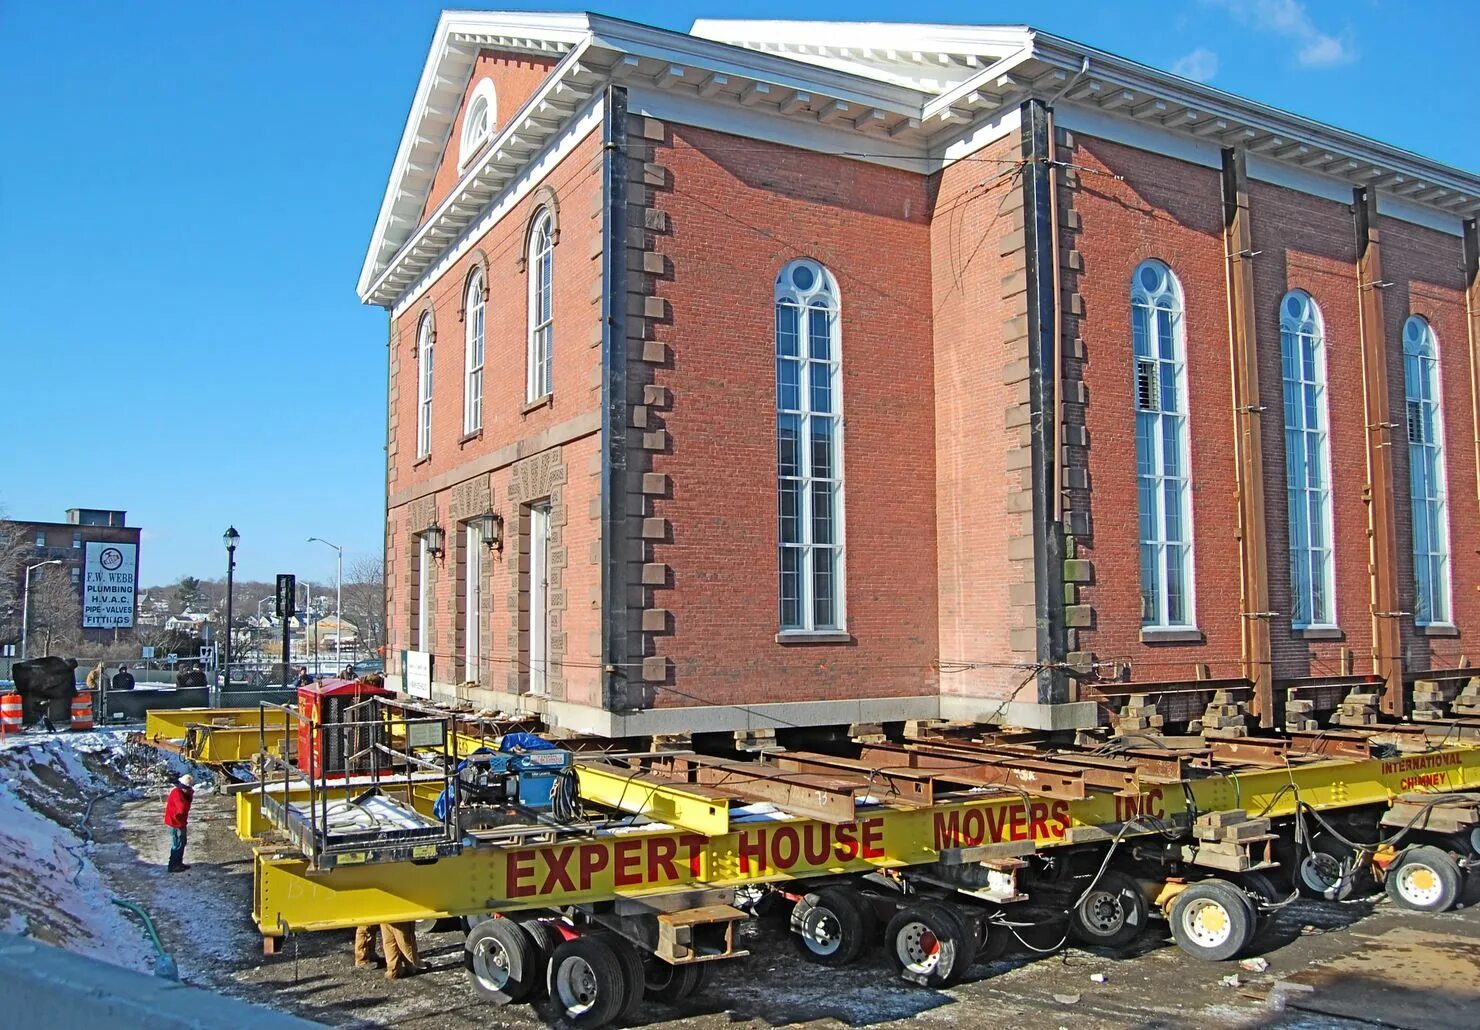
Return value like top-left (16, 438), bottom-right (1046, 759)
top-left (111, 898), bottom-right (179, 981)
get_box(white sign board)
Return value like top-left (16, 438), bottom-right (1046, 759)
top-left (405, 650), bottom-right (432, 699)
top-left (82, 542), bottom-right (137, 628)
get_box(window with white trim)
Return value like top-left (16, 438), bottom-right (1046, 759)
top-left (416, 535), bottom-right (430, 650)
top-left (526, 209), bottom-right (554, 401)
top-left (1402, 315), bottom-right (1452, 625)
top-left (464, 271), bottom-right (484, 434)
top-left (1132, 259), bottom-right (1195, 629)
top-left (458, 79), bottom-right (496, 169)
top-left (464, 524), bottom-right (481, 682)
top-left (1280, 290), bottom-right (1336, 628)
top-left (776, 259), bottom-right (844, 632)
top-left (416, 315), bottom-right (434, 458)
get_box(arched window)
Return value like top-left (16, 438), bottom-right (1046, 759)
top-left (416, 314), bottom-right (434, 458)
top-left (459, 79), bottom-right (496, 169)
top-left (1280, 290), bottom-right (1336, 627)
top-left (1403, 315), bottom-right (1452, 625)
top-left (1131, 259), bottom-right (1194, 629)
top-left (464, 271), bottom-right (485, 433)
top-left (776, 259), bottom-right (844, 632)
top-left (526, 209), bottom-right (554, 401)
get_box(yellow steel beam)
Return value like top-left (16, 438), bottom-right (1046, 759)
top-left (252, 745), bottom-right (1480, 938)
top-left (577, 761), bottom-right (735, 836)
top-left (234, 776), bottom-right (447, 840)
top-left (144, 707), bottom-right (269, 740)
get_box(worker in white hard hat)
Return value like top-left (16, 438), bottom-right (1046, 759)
top-left (164, 774), bottom-right (195, 872)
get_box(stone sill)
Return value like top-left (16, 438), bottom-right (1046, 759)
top-left (1421, 623), bottom-right (1459, 638)
top-left (458, 428), bottom-right (483, 446)
top-left (1293, 626), bottom-right (1343, 640)
top-left (412, 455), bottom-right (431, 468)
top-left (776, 630), bottom-right (852, 645)
top-left (1139, 627), bottom-right (1203, 645)
top-left (522, 394), bottom-right (553, 416)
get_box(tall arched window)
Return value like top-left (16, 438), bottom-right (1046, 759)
top-left (464, 271), bottom-right (485, 434)
top-left (416, 314), bottom-right (434, 458)
top-left (1403, 315), bottom-right (1452, 625)
top-left (1132, 259), bottom-right (1194, 629)
top-left (776, 259), bottom-right (844, 632)
top-left (1280, 290), bottom-right (1336, 627)
top-left (526, 210), bottom-right (554, 401)
top-left (459, 79), bottom-right (496, 169)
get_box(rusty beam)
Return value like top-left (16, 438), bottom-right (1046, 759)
top-left (648, 754), bottom-right (862, 824)
top-left (1354, 186), bottom-right (1405, 718)
top-left (767, 752), bottom-right (938, 807)
top-left (902, 737), bottom-right (1143, 794)
top-left (1222, 147), bottom-right (1275, 728)
top-left (858, 744), bottom-right (1087, 800)
top-left (1285, 731), bottom-right (1380, 761)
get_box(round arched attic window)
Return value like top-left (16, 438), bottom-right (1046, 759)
top-left (459, 79), bottom-right (497, 169)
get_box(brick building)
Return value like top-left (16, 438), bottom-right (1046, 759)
top-left (361, 14), bottom-right (1480, 737)
top-left (3, 508), bottom-right (142, 650)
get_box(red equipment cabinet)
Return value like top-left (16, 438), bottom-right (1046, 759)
top-left (297, 678), bottom-right (395, 779)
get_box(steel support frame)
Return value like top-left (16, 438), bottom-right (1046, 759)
top-left (1221, 148), bottom-right (1275, 727)
top-left (1353, 186), bottom-right (1405, 716)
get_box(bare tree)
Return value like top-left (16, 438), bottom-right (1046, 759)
top-left (27, 565), bottom-right (82, 657)
top-left (340, 554), bottom-right (386, 657)
top-left (0, 512), bottom-right (28, 641)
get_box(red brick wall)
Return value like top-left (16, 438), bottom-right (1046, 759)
top-left (386, 126), bottom-right (604, 702)
top-left (1380, 217), bottom-right (1475, 667)
top-left (930, 133), bottom-right (1031, 699)
top-left (420, 50), bottom-right (561, 224)
top-left (1069, 136), bottom-right (1245, 681)
top-left (645, 124), bottom-right (940, 708)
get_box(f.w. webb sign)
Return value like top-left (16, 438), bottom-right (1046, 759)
top-left (82, 541), bottom-right (137, 628)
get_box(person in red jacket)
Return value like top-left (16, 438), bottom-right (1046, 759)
top-left (164, 774), bottom-right (195, 872)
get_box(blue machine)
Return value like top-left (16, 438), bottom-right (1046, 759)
top-left (487, 747), bottom-right (572, 810)
top-left (434, 741), bottom-right (573, 820)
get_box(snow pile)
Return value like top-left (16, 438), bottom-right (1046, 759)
top-left (0, 731), bottom-right (205, 974)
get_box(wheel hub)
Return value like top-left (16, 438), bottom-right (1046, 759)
top-left (1182, 898), bottom-right (1233, 948)
top-left (804, 911), bottom-right (842, 954)
top-left (472, 938), bottom-right (510, 989)
top-left (1398, 863), bottom-right (1441, 905)
top-left (896, 921), bottom-right (942, 973)
top-left (1084, 891), bottom-right (1124, 933)
top-left (556, 956), bottom-right (599, 1015)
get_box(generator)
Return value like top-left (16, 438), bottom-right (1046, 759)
top-left (297, 677), bottom-right (395, 779)
top-left (438, 741), bottom-right (574, 832)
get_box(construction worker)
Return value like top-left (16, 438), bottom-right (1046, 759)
top-left (164, 773), bottom-right (195, 872)
top-left (85, 661), bottom-right (106, 693)
top-left (353, 922), bottom-right (423, 979)
top-left (112, 665), bottom-right (135, 691)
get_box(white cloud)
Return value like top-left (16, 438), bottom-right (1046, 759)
top-left (1172, 47), bottom-right (1220, 82)
top-left (1204, 0), bottom-right (1357, 67)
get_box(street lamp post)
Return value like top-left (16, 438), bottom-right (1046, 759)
top-left (222, 527), bottom-right (239, 706)
top-left (307, 537), bottom-right (343, 674)
top-left (20, 560), bottom-right (62, 660)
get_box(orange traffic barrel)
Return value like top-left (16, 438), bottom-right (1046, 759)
top-left (0, 693), bottom-right (21, 735)
top-left (69, 692), bottom-right (94, 732)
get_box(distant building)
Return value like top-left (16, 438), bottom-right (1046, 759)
top-left (3, 508), bottom-right (142, 648)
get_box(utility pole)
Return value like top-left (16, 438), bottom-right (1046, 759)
top-left (221, 527), bottom-right (239, 707)
top-left (308, 537), bottom-right (343, 674)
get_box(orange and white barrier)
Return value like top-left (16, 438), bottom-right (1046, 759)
top-left (0, 693), bottom-right (22, 736)
top-left (69, 692), bottom-right (93, 732)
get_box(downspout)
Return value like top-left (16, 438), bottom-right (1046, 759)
top-left (1464, 218), bottom-right (1480, 512)
top-left (1044, 58), bottom-right (1089, 523)
top-left (599, 85), bottom-right (632, 713)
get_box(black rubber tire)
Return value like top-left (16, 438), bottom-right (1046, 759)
top-left (1168, 880), bottom-right (1256, 962)
top-left (1234, 870), bottom-right (1284, 904)
top-left (516, 917), bottom-right (561, 1000)
top-left (464, 918), bottom-right (540, 1005)
top-left (590, 932), bottom-right (646, 1023)
top-left (546, 935), bottom-right (629, 1028)
top-left (791, 886), bottom-right (871, 966)
top-left (971, 910), bottom-right (1009, 962)
top-left (1068, 869), bottom-right (1150, 948)
top-left (1296, 835), bottom-right (1370, 900)
top-left (644, 958), bottom-right (706, 1003)
top-left (1385, 845), bottom-right (1463, 913)
top-left (885, 900), bottom-right (979, 988)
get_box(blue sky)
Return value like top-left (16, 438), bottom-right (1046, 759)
top-left (1, 1), bottom-right (1474, 586)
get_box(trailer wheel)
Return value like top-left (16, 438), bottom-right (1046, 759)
top-left (464, 918), bottom-right (540, 1005)
top-left (1168, 880), bottom-right (1255, 962)
top-left (546, 935), bottom-right (629, 1028)
top-left (591, 932), bottom-right (646, 1022)
top-left (972, 912), bottom-right (1009, 962)
top-left (1068, 870), bottom-right (1149, 948)
top-left (644, 958), bottom-right (709, 1003)
top-left (1385, 845), bottom-right (1462, 913)
top-left (886, 900), bottom-right (979, 988)
top-left (516, 918), bottom-right (560, 999)
top-left (1234, 870), bottom-right (1284, 904)
top-left (791, 887), bottom-right (872, 966)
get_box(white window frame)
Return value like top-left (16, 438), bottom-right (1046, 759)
top-left (526, 210), bottom-right (554, 402)
top-left (458, 79), bottom-right (496, 170)
top-left (1131, 259), bottom-right (1196, 630)
top-left (464, 523), bottom-right (481, 683)
top-left (1402, 315), bottom-right (1453, 626)
top-left (1279, 290), bottom-right (1337, 629)
top-left (416, 315), bottom-right (434, 458)
top-left (464, 271), bottom-right (485, 434)
top-left (528, 503), bottom-right (551, 695)
top-left (416, 535), bottom-right (430, 650)
top-left (776, 258), bottom-right (846, 633)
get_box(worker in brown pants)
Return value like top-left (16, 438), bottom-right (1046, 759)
top-left (354, 922), bottom-right (423, 978)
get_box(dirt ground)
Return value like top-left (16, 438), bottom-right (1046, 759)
top-left (93, 785), bottom-right (1480, 1030)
